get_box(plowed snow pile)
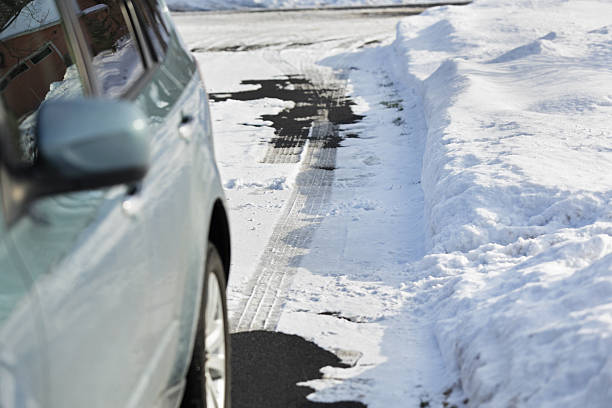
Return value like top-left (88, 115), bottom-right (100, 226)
top-left (392, 0), bottom-right (612, 406)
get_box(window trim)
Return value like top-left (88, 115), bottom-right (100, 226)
top-left (132, 0), bottom-right (169, 62)
top-left (123, 0), bottom-right (155, 69)
top-left (55, 0), bottom-right (99, 95)
top-left (59, 0), bottom-right (163, 100)
top-left (121, 0), bottom-right (165, 100)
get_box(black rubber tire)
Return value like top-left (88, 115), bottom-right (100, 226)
top-left (180, 243), bottom-right (231, 408)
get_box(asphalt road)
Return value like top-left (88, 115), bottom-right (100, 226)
top-left (231, 331), bottom-right (366, 408)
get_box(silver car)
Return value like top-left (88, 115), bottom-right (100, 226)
top-left (0, 0), bottom-right (231, 407)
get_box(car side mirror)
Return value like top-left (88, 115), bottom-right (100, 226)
top-left (37, 98), bottom-right (149, 185)
top-left (1, 98), bottom-right (150, 224)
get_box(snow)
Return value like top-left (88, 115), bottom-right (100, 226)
top-left (166, 0), bottom-right (446, 12)
top-left (192, 57), bottom-right (300, 308)
top-left (389, 0), bottom-right (612, 406)
top-left (273, 43), bottom-right (463, 406)
top-left (177, 0), bottom-right (612, 406)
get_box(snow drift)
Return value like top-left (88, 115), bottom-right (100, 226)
top-left (391, 0), bottom-right (612, 406)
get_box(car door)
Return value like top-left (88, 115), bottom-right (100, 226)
top-left (116, 0), bottom-right (214, 396)
top-left (0, 0), bottom-right (155, 406)
top-left (76, 0), bottom-right (211, 401)
top-left (0, 187), bottom-right (47, 408)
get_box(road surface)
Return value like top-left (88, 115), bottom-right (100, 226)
top-left (175, 5), bottom-right (468, 407)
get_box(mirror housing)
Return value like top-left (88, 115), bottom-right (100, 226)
top-left (1, 98), bottom-right (150, 224)
top-left (37, 98), bottom-right (149, 183)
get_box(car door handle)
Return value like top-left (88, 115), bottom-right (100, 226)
top-left (122, 182), bottom-right (143, 218)
top-left (178, 114), bottom-right (195, 143)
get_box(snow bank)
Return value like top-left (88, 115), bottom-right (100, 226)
top-left (167, 0), bottom-right (445, 12)
top-left (392, 0), bottom-right (612, 406)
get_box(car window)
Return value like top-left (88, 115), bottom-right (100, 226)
top-left (131, 0), bottom-right (168, 62)
top-left (149, 0), bottom-right (171, 42)
top-left (76, 0), bottom-right (145, 97)
top-left (0, 0), bottom-right (84, 167)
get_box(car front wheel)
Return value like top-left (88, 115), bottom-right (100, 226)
top-left (181, 243), bottom-right (230, 408)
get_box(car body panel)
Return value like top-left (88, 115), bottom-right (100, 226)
top-left (0, 204), bottom-right (47, 408)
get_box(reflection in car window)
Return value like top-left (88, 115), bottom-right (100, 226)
top-left (149, 0), bottom-right (170, 43)
top-left (131, 0), bottom-right (167, 62)
top-left (0, 0), bottom-right (84, 166)
top-left (77, 0), bottom-right (145, 97)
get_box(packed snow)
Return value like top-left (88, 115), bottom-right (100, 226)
top-left (178, 0), bottom-right (612, 406)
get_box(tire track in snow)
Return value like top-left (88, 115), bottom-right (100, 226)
top-left (232, 121), bottom-right (336, 331)
top-left (231, 75), bottom-right (352, 332)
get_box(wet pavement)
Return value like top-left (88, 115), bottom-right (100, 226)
top-left (232, 331), bottom-right (366, 408)
top-left (209, 75), bottom-right (363, 162)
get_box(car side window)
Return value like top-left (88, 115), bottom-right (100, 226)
top-left (131, 0), bottom-right (168, 62)
top-left (76, 0), bottom-right (145, 97)
top-left (0, 0), bottom-right (84, 167)
top-left (149, 0), bottom-right (171, 43)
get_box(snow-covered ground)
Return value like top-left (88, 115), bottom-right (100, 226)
top-left (176, 6), bottom-right (415, 327)
top-left (167, 0), bottom-right (448, 12)
top-left (177, 0), bottom-right (612, 406)
top-left (390, 0), bottom-right (612, 406)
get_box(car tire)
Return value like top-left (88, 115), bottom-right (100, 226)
top-left (181, 243), bottom-right (231, 408)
